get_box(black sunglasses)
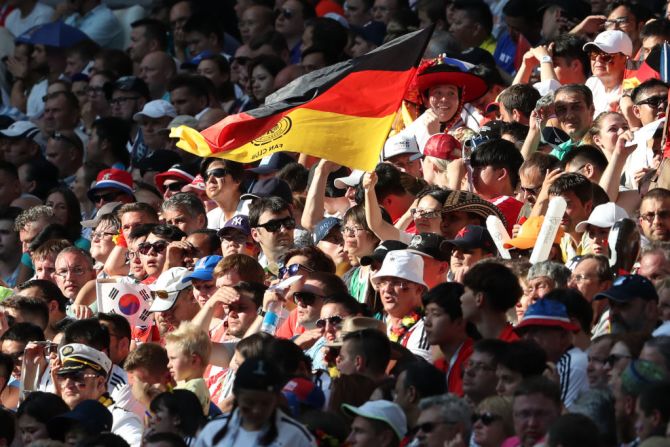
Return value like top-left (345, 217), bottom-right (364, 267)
top-left (293, 291), bottom-right (323, 306)
top-left (278, 8), bottom-right (293, 18)
top-left (636, 95), bottom-right (668, 108)
top-left (316, 315), bottom-right (343, 329)
top-left (164, 182), bottom-right (186, 192)
top-left (91, 191), bottom-right (121, 203)
top-left (138, 240), bottom-right (169, 255)
top-left (471, 412), bottom-right (500, 426)
top-left (279, 263), bottom-right (314, 278)
top-left (205, 168), bottom-right (230, 179)
top-left (255, 216), bottom-right (295, 233)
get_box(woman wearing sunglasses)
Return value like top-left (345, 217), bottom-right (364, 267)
top-left (138, 225), bottom-right (187, 280)
top-left (200, 158), bottom-right (246, 230)
top-left (472, 396), bottom-right (514, 447)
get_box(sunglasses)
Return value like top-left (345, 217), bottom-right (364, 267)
top-left (164, 182), bottom-right (187, 192)
top-left (293, 291), bottom-right (323, 306)
top-left (278, 8), bottom-right (294, 18)
top-left (412, 421), bottom-right (451, 435)
top-left (279, 263), bottom-right (314, 278)
top-left (219, 232), bottom-right (248, 245)
top-left (605, 353), bottom-right (631, 366)
top-left (589, 51), bottom-right (616, 63)
top-left (205, 168), bottom-right (230, 180)
top-left (138, 240), bottom-right (169, 255)
top-left (91, 191), bottom-right (121, 203)
top-left (410, 208), bottom-right (441, 219)
top-left (255, 216), bottom-right (295, 233)
top-left (316, 315), bottom-right (343, 329)
top-left (636, 95), bottom-right (668, 109)
top-left (472, 412), bottom-right (500, 426)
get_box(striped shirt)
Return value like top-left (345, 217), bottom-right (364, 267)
top-left (557, 346), bottom-right (589, 409)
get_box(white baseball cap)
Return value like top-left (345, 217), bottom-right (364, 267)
top-left (583, 30), bottom-right (633, 57)
top-left (342, 400), bottom-right (407, 439)
top-left (0, 121), bottom-right (40, 141)
top-left (381, 133), bottom-right (421, 161)
top-left (575, 202), bottom-right (629, 232)
top-left (149, 267), bottom-right (192, 312)
top-left (133, 100), bottom-right (178, 122)
top-left (371, 250), bottom-right (427, 287)
top-left (334, 169), bottom-right (364, 189)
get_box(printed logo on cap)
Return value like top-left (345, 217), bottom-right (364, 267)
top-left (62, 345), bottom-right (74, 356)
top-left (231, 216), bottom-right (244, 226)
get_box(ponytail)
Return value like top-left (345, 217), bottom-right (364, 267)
top-left (211, 399), bottom-right (237, 445)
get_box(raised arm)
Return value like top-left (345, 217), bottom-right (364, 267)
top-left (363, 171), bottom-right (401, 241)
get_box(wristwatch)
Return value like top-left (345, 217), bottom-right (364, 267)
top-left (257, 308), bottom-right (267, 317)
top-left (540, 55), bottom-right (553, 64)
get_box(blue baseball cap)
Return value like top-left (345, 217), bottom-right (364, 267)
top-left (217, 214), bottom-right (251, 238)
top-left (180, 50), bottom-right (215, 69)
top-left (594, 274), bottom-right (658, 303)
top-left (182, 255), bottom-right (222, 282)
top-left (514, 299), bottom-right (579, 333)
top-left (313, 217), bottom-right (341, 244)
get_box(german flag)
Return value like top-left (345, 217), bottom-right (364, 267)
top-left (171, 26), bottom-right (433, 171)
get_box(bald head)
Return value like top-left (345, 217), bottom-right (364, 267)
top-left (140, 51), bottom-right (177, 99)
top-left (240, 6), bottom-right (275, 43)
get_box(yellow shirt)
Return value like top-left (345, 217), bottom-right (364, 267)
top-left (176, 378), bottom-right (210, 415)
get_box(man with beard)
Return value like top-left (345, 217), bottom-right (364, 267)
top-left (639, 188), bottom-right (670, 243)
top-left (149, 267), bottom-right (201, 342)
top-left (595, 274), bottom-right (659, 334)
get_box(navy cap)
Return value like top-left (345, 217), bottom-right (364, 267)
top-left (234, 357), bottom-right (283, 392)
top-left (443, 225), bottom-right (496, 253)
top-left (47, 400), bottom-right (113, 441)
top-left (217, 214), bottom-right (251, 238)
top-left (180, 50), bottom-right (215, 69)
top-left (360, 240), bottom-right (408, 266)
top-left (313, 217), bottom-right (341, 244)
top-left (352, 20), bottom-right (386, 46)
top-left (406, 233), bottom-right (451, 261)
top-left (247, 152), bottom-right (295, 175)
top-left (240, 178), bottom-right (293, 204)
top-left (594, 274), bottom-right (658, 303)
top-left (104, 75), bottom-right (150, 100)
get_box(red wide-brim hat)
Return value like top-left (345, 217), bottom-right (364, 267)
top-left (416, 64), bottom-right (488, 103)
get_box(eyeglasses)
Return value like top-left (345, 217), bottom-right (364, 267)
top-left (341, 226), bottom-right (368, 236)
top-left (55, 267), bottom-right (89, 278)
top-left (91, 231), bottom-right (117, 241)
top-left (205, 168), bottom-right (230, 180)
top-left (91, 191), bottom-right (122, 203)
top-left (293, 291), bottom-right (323, 306)
top-left (410, 208), bottom-right (441, 219)
top-left (376, 278), bottom-right (410, 290)
top-left (316, 315), bottom-right (343, 329)
top-left (255, 216), bottom-right (295, 232)
top-left (640, 210), bottom-right (670, 223)
top-left (589, 51), bottom-right (617, 63)
top-left (52, 132), bottom-right (83, 150)
top-left (413, 420), bottom-right (453, 434)
top-left (125, 250), bottom-right (138, 262)
top-left (636, 95), bottom-right (668, 109)
top-left (279, 263), bottom-right (314, 278)
top-left (109, 96), bottom-right (139, 106)
top-left (604, 16), bottom-right (628, 28)
top-left (86, 86), bottom-right (105, 95)
top-left (278, 8), bottom-right (294, 19)
top-left (219, 232), bottom-right (248, 245)
top-left (472, 412), bottom-right (501, 426)
top-left (55, 372), bottom-right (100, 386)
top-left (605, 353), bottom-right (631, 366)
top-left (570, 273), bottom-right (599, 283)
top-left (164, 182), bottom-right (187, 192)
top-left (138, 240), bottom-right (169, 255)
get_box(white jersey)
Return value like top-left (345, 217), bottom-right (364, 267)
top-left (557, 346), bottom-right (590, 409)
top-left (195, 408), bottom-right (316, 447)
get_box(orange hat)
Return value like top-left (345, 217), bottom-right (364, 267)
top-left (503, 216), bottom-right (564, 250)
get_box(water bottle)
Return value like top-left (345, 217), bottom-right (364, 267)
top-left (261, 301), bottom-right (287, 335)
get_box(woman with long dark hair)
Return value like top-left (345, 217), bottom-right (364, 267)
top-left (45, 186), bottom-right (89, 250)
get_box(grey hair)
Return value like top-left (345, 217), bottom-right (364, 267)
top-left (527, 261), bottom-right (571, 288)
top-left (161, 192), bottom-right (206, 218)
top-left (643, 336), bottom-right (670, 372)
top-left (418, 393), bottom-right (472, 435)
top-left (641, 241), bottom-right (670, 261)
top-left (14, 205), bottom-right (54, 231)
top-left (56, 246), bottom-right (95, 268)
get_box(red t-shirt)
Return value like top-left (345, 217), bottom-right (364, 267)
top-left (275, 308), bottom-right (306, 339)
top-left (498, 324), bottom-right (520, 342)
top-left (434, 338), bottom-right (474, 397)
top-left (489, 196), bottom-right (523, 235)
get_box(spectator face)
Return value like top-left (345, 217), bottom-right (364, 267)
top-left (342, 218), bottom-right (377, 258)
top-left (169, 0), bottom-right (191, 39)
top-left (87, 74), bottom-right (111, 115)
top-left (344, 0), bottom-right (371, 27)
top-left (512, 393), bottom-right (560, 447)
top-left (472, 405), bottom-right (509, 447)
top-left (4, 138), bottom-right (37, 167)
top-left (634, 399), bottom-right (659, 441)
top-left (128, 25), bottom-right (153, 63)
top-left (121, 211), bottom-right (154, 240)
top-left (197, 59), bottom-right (226, 87)
top-left (90, 221), bottom-right (117, 264)
top-left (139, 116), bottom-right (172, 151)
top-left (156, 289), bottom-right (198, 334)
top-left (450, 247), bottom-right (486, 275)
top-left (127, 236), bottom-right (147, 279)
top-left (301, 51), bottom-right (327, 74)
top-left (605, 6), bottom-right (642, 45)
top-left (346, 415), bottom-right (390, 447)
top-left (377, 277), bottom-right (423, 318)
top-left (633, 85), bottom-right (669, 126)
top-left (336, 339), bottom-right (359, 375)
top-left (139, 234), bottom-right (169, 277)
top-left (192, 278), bottom-right (217, 307)
top-left (250, 65), bottom-right (276, 104)
top-left (415, 404), bottom-right (463, 446)
top-left (34, 255), bottom-right (57, 281)
top-left (231, 46), bottom-right (251, 85)
top-left (220, 229), bottom-right (257, 257)
top-left (518, 167), bottom-right (542, 205)
top-left (186, 31), bottom-right (216, 56)
top-left (495, 364), bottom-right (522, 397)
top-left (1, 339), bottom-right (25, 377)
top-left (641, 35), bottom-right (665, 61)
top-left (240, 6), bottom-right (271, 44)
top-left (659, 287), bottom-right (670, 321)
top-left (318, 302), bottom-right (350, 342)
top-left (19, 219), bottom-right (49, 253)
top-left (170, 86), bottom-right (206, 116)
top-left (317, 227), bottom-right (347, 267)
top-left (462, 351), bottom-right (497, 404)
top-left (275, 0), bottom-right (305, 39)
top-left (586, 337), bottom-right (613, 388)
top-left (603, 340), bottom-right (632, 382)
top-left (522, 326), bottom-right (567, 363)
top-left (424, 302), bottom-right (463, 346)
top-left (111, 89), bottom-right (144, 122)
top-left (639, 196), bottom-right (670, 242)
top-left (56, 368), bottom-right (106, 409)
top-left (163, 206), bottom-right (205, 234)
top-left (449, 9), bottom-right (478, 48)
top-left (372, 0), bottom-right (396, 24)
top-left (55, 251), bottom-right (95, 299)
top-left (64, 53), bottom-right (87, 79)
top-left (147, 403), bottom-right (180, 435)
top-left (0, 219), bottom-right (20, 263)
top-left (204, 160), bottom-right (242, 202)
top-left (293, 279), bottom-right (325, 326)
top-left (31, 44), bottom-right (47, 71)
top-left (568, 258), bottom-right (610, 302)
top-left (426, 85), bottom-right (459, 123)
top-left (609, 296), bottom-right (657, 333)
top-left (550, 190), bottom-right (592, 234)
top-left (17, 413), bottom-right (49, 445)
top-left (584, 224), bottom-right (609, 255)
top-left (525, 276), bottom-right (554, 303)
top-left (589, 49), bottom-right (627, 85)
top-left (554, 90), bottom-right (593, 141)
top-left (251, 209), bottom-right (295, 258)
top-left (592, 113), bottom-right (629, 154)
top-left (46, 138), bottom-right (81, 179)
top-left (350, 36), bottom-right (376, 58)
top-left (236, 389), bottom-right (278, 431)
top-left (224, 291), bottom-right (258, 337)
top-left (387, 153), bottom-right (422, 178)
top-left (43, 95), bottom-right (78, 134)
top-left (90, 187), bottom-right (128, 209)
top-left (45, 191), bottom-right (68, 225)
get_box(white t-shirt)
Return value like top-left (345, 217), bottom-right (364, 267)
top-left (26, 78), bottom-right (48, 119)
top-left (586, 76), bottom-right (622, 118)
top-left (206, 201), bottom-right (248, 230)
top-left (5, 3), bottom-right (54, 38)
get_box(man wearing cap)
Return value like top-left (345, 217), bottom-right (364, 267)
top-left (514, 299), bottom-right (588, 409)
top-left (162, 192), bottom-right (207, 234)
top-left (218, 214), bottom-right (258, 258)
top-left (583, 30), bottom-right (632, 117)
top-left (350, 21), bottom-right (386, 58)
top-left (575, 202), bottom-right (629, 256)
top-left (334, 168), bottom-right (363, 208)
top-left (381, 133), bottom-right (422, 179)
top-left (371, 250), bottom-right (430, 360)
top-left (149, 267), bottom-right (201, 339)
top-left (403, 233), bottom-right (450, 288)
top-left (442, 225), bottom-right (496, 283)
top-left (45, 130), bottom-right (83, 186)
top-left (133, 100), bottom-right (177, 156)
top-left (155, 164), bottom-right (196, 200)
top-left (87, 168), bottom-right (136, 209)
top-left (343, 400), bottom-right (407, 447)
top-left (106, 77), bottom-right (151, 160)
top-left (183, 255), bottom-right (223, 308)
top-left (0, 121), bottom-right (43, 168)
top-left (595, 274), bottom-right (660, 335)
top-left (313, 217), bottom-right (349, 272)
top-left (54, 343), bottom-right (143, 445)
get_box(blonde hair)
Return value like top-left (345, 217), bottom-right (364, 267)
top-left (165, 322), bottom-right (212, 364)
top-left (477, 396), bottom-right (514, 437)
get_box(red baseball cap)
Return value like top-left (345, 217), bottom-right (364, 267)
top-left (87, 168), bottom-right (134, 201)
top-left (423, 133), bottom-right (461, 161)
